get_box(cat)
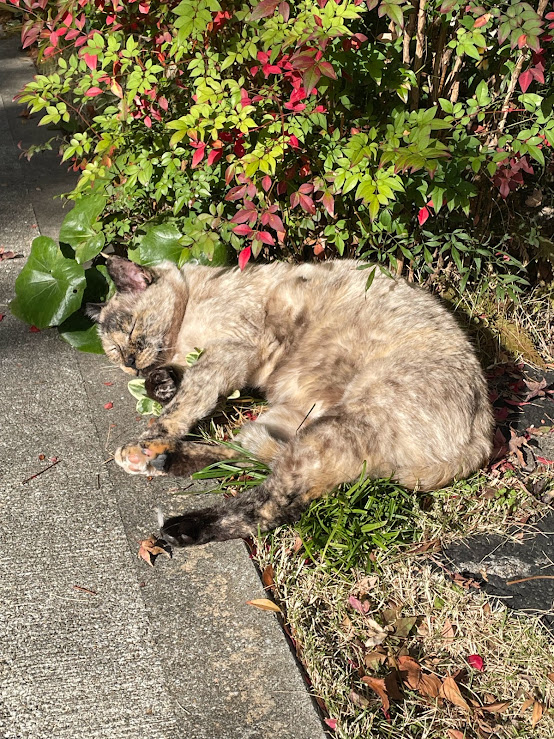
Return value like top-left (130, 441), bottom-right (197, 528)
top-left (87, 256), bottom-right (493, 547)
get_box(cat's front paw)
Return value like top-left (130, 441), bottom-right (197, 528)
top-left (144, 366), bottom-right (182, 405)
top-left (114, 439), bottom-right (174, 476)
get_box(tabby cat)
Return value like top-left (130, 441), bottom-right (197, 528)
top-left (87, 256), bottom-right (493, 547)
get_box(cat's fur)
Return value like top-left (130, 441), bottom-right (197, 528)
top-left (88, 256), bottom-right (493, 547)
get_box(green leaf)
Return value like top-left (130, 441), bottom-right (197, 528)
top-left (128, 377), bottom-right (148, 400)
top-left (11, 236), bottom-right (86, 328)
top-left (58, 313), bottom-right (103, 353)
top-left (129, 223), bottom-right (183, 265)
top-left (59, 194), bottom-right (107, 264)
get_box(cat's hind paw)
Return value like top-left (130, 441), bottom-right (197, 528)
top-left (114, 439), bottom-right (173, 476)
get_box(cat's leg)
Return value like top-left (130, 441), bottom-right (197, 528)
top-left (159, 413), bottom-right (383, 546)
top-left (114, 439), bottom-right (238, 477)
top-left (115, 342), bottom-right (257, 474)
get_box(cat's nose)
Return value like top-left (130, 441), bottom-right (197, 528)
top-left (124, 355), bottom-right (137, 370)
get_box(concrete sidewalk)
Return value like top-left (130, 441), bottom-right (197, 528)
top-left (0, 36), bottom-right (325, 739)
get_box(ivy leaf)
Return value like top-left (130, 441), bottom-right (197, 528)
top-left (59, 194), bottom-right (107, 264)
top-left (11, 236), bottom-right (86, 328)
top-left (128, 223), bottom-right (183, 265)
top-left (58, 312), bottom-right (103, 353)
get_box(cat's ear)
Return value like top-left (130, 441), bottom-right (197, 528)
top-left (106, 256), bottom-right (154, 293)
top-left (85, 302), bottom-right (104, 322)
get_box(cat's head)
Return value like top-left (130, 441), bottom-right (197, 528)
top-left (86, 256), bottom-right (186, 375)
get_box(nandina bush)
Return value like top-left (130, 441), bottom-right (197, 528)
top-left (6, 0), bottom-right (554, 348)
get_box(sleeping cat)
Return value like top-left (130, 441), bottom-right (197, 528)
top-left (87, 256), bottom-right (493, 547)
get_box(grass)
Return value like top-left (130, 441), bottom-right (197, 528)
top-left (183, 429), bottom-right (554, 737)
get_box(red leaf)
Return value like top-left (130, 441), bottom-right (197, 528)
top-left (144, 115), bottom-right (152, 128)
top-left (139, 2), bottom-right (149, 13)
top-left (278, 1), bottom-right (290, 21)
top-left (207, 149), bottom-right (223, 166)
top-left (225, 184), bottom-right (247, 201)
top-left (261, 175), bottom-right (272, 192)
top-left (251, 0), bottom-right (280, 21)
top-left (474, 14), bottom-right (490, 28)
top-left (290, 192), bottom-right (300, 208)
top-left (231, 209), bottom-right (255, 224)
top-left (29, 325), bottom-right (41, 333)
top-left (319, 61), bottom-right (337, 80)
top-left (0, 314), bottom-right (4, 322)
top-left (348, 595), bottom-right (370, 614)
top-left (238, 246), bottom-right (251, 271)
top-left (104, 402), bottom-right (113, 410)
top-left (299, 193), bottom-right (315, 214)
top-left (257, 231), bottom-right (275, 245)
top-left (233, 224), bottom-right (254, 236)
top-left (418, 206), bottom-right (430, 226)
top-left (83, 53), bottom-right (97, 71)
top-left (268, 213), bottom-right (284, 232)
top-left (191, 143), bottom-right (206, 168)
top-left (288, 135), bottom-right (299, 148)
top-left (324, 718), bottom-right (337, 730)
top-left (467, 654), bottom-right (484, 671)
top-left (519, 69), bottom-right (533, 93)
top-left (322, 192), bottom-right (334, 217)
top-left (84, 87), bottom-right (103, 97)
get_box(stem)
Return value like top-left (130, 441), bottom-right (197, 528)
top-left (410, 0), bottom-right (426, 109)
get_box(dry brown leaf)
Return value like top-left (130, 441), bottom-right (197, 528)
top-left (420, 674), bottom-right (442, 699)
top-left (531, 701), bottom-right (544, 728)
top-left (246, 598), bottom-right (281, 613)
top-left (262, 564), bottom-right (274, 590)
top-left (548, 672), bottom-right (554, 684)
top-left (440, 676), bottom-right (470, 712)
top-left (385, 671), bottom-right (403, 701)
top-left (364, 617), bottom-right (389, 648)
top-left (398, 655), bottom-right (422, 690)
top-left (441, 617), bottom-right (456, 643)
top-left (357, 575), bottom-right (379, 594)
top-left (481, 701), bottom-right (510, 714)
top-left (392, 616), bottom-right (418, 638)
top-left (364, 649), bottom-right (387, 670)
top-left (137, 535), bottom-right (171, 567)
top-left (447, 730), bottom-right (465, 739)
top-left (362, 676), bottom-right (390, 715)
top-left (521, 697), bottom-right (534, 713)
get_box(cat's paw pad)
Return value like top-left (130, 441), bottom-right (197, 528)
top-left (114, 440), bottom-right (172, 476)
top-left (145, 367), bottom-right (180, 405)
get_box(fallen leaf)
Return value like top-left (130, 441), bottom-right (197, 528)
top-left (349, 594), bottom-right (370, 614)
top-left (419, 673), bottom-right (442, 699)
top-left (447, 730), bottom-right (465, 739)
top-left (548, 672), bottom-right (554, 684)
top-left (246, 598), bottom-right (281, 613)
top-left (0, 314), bottom-right (4, 322)
top-left (397, 655), bottom-right (422, 690)
top-left (324, 718), bottom-right (337, 730)
top-left (364, 617), bottom-right (389, 648)
top-left (531, 701), bottom-right (544, 728)
top-left (104, 402), bottom-right (113, 410)
top-left (137, 535), bottom-right (172, 567)
top-left (356, 575), bottom-right (379, 594)
top-left (262, 564), bottom-right (274, 589)
top-left (440, 676), bottom-right (470, 712)
top-left (467, 654), bottom-right (484, 671)
top-left (364, 649), bottom-right (387, 670)
top-left (441, 617), bottom-right (456, 643)
top-left (508, 427), bottom-right (527, 466)
top-left (521, 697), bottom-right (534, 713)
top-left (391, 616), bottom-right (418, 638)
top-left (362, 675), bottom-right (390, 717)
top-left (29, 325), bottom-right (40, 333)
top-left (0, 248), bottom-right (21, 261)
top-left (385, 671), bottom-right (403, 700)
top-left (524, 377), bottom-right (547, 401)
top-left (481, 700), bottom-right (510, 714)
top-left (348, 689), bottom-right (369, 709)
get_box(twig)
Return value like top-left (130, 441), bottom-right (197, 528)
top-left (410, 0), bottom-right (427, 109)
top-left (21, 459), bottom-right (61, 485)
top-left (296, 403), bottom-right (316, 434)
top-left (74, 585), bottom-right (98, 595)
top-left (506, 575), bottom-right (554, 586)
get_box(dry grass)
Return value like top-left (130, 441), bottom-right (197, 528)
top-left (255, 531), bottom-right (554, 739)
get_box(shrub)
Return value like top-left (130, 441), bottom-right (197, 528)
top-left (6, 0), bottom-right (554, 347)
